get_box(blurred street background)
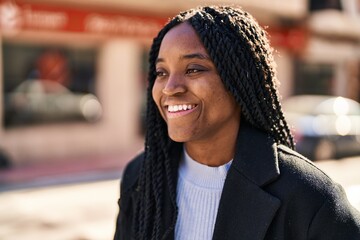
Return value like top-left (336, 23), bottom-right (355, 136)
top-left (0, 0), bottom-right (360, 239)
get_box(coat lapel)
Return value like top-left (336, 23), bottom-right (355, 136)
top-left (213, 122), bottom-right (281, 240)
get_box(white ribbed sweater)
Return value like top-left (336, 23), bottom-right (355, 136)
top-left (175, 150), bottom-right (232, 240)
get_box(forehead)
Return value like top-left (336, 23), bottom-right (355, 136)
top-left (158, 22), bottom-right (207, 57)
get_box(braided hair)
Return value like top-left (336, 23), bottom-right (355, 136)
top-left (135, 5), bottom-right (294, 239)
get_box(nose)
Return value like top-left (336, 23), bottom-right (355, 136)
top-left (162, 74), bottom-right (186, 96)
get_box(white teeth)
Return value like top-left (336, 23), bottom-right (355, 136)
top-left (168, 104), bottom-right (194, 113)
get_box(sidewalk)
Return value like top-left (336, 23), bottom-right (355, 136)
top-left (0, 148), bottom-right (143, 240)
top-left (0, 179), bottom-right (120, 240)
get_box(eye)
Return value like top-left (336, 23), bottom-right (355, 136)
top-left (186, 69), bottom-right (201, 74)
top-left (155, 69), bottom-right (167, 78)
top-left (185, 64), bottom-right (207, 76)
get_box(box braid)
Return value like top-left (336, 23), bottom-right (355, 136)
top-left (134, 5), bottom-right (294, 239)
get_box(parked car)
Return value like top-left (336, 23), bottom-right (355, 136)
top-left (4, 80), bottom-right (102, 127)
top-left (282, 95), bottom-right (360, 160)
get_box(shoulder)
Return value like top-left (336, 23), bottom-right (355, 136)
top-left (274, 144), bottom-right (360, 215)
top-left (121, 151), bottom-right (144, 195)
top-left (257, 144), bottom-right (360, 238)
top-left (272, 144), bottom-right (343, 204)
top-left (274, 145), bottom-right (360, 234)
top-left (276, 144), bottom-right (333, 185)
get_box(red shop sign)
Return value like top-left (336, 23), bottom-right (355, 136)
top-left (267, 27), bottom-right (308, 53)
top-left (0, 0), bottom-right (168, 38)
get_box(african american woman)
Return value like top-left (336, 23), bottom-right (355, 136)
top-left (114, 5), bottom-right (360, 240)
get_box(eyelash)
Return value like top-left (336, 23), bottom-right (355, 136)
top-left (155, 67), bottom-right (205, 78)
top-left (155, 70), bottom-right (166, 77)
top-left (186, 69), bottom-right (202, 74)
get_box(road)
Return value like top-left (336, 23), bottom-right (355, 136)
top-left (0, 156), bottom-right (360, 240)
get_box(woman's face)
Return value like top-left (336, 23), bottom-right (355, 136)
top-left (152, 22), bottom-right (240, 144)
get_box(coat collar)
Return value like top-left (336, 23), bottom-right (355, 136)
top-left (232, 121), bottom-right (280, 186)
top-left (212, 121), bottom-right (281, 240)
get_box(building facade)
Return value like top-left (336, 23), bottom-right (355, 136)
top-left (0, 0), bottom-right (359, 166)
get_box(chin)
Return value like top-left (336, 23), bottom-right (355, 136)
top-left (168, 131), bottom-right (191, 143)
top-left (168, 135), bottom-right (187, 143)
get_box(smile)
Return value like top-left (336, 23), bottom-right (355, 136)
top-left (165, 104), bottom-right (198, 119)
top-left (167, 104), bottom-right (196, 113)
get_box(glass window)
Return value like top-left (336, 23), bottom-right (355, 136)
top-left (294, 61), bottom-right (335, 95)
top-left (309, 0), bottom-right (342, 11)
top-left (2, 42), bottom-right (102, 128)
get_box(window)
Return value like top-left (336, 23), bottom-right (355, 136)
top-left (2, 42), bottom-right (101, 128)
top-left (309, 0), bottom-right (342, 11)
top-left (294, 61), bottom-right (335, 95)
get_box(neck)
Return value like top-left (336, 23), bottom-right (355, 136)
top-left (184, 122), bottom-right (240, 167)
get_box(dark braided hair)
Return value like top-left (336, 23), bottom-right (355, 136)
top-left (135, 5), bottom-right (294, 239)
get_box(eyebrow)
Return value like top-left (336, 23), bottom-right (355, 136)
top-left (156, 53), bottom-right (211, 64)
top-left (182, 53), bottom-right (211, 60)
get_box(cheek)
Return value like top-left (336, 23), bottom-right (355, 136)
top-left (206, 86), bottom-right (239, 116)
top-left (152, 82), bottom-right (166, 118)
top-left (152, 82), bottom-right (161, 107)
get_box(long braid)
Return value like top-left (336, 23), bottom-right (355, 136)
top-left (135, 17), bottom-right (182, 239)
top-left (187, 6), bottom-right (294, 148)
top-left (134, 5), bottom-right (295, 239)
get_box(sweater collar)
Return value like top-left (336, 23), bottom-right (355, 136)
top-left (179, 148), bottom-right (232, 189)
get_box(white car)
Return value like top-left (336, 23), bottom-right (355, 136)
top-left (5, 80), bottom-right (102, 127)
top-left (282, 95), bottom-right (360, 160)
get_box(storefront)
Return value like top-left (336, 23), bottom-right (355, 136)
top-left (297, 0), bottom-right (360, 101)
top-left (0, 0), bottom-right (310, 166)
top-left (0, 0), bottom-right (166, 166)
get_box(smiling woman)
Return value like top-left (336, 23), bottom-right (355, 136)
top-left (114, 5), bottom-right (360, 240)
top-left (152, 23), bottom-right (241, 164)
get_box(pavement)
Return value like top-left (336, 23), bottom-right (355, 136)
top-left (0, 179), bottom-right (120, 240)
top-left (0, 146), bottom-right (143, 240)
top-left (0, 154), bottom-right (360, 240)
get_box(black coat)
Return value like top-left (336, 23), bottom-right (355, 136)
top-left (114, 123), bottom-right (360, 240)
